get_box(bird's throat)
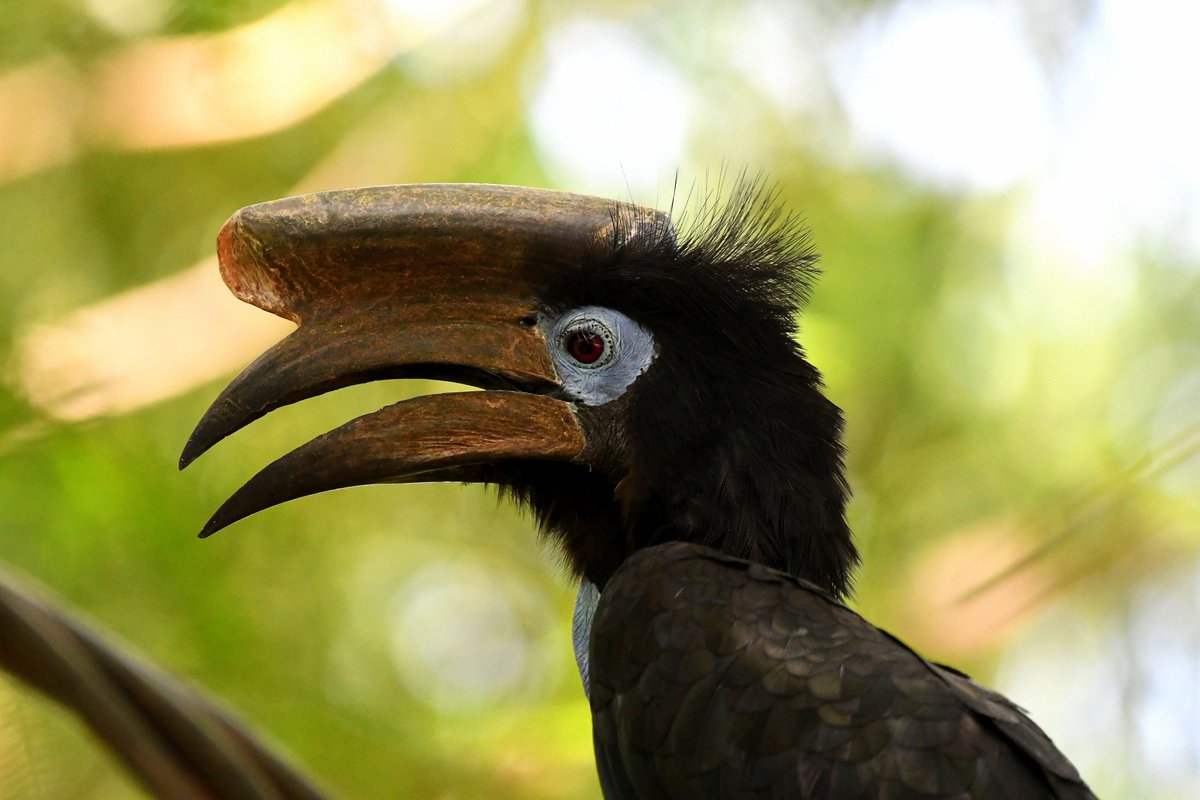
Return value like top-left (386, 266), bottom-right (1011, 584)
top-left (572, 580), bottom-right (600, 699)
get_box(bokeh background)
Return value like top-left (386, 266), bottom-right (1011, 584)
top-left (0, 0), bottom-right (1197, 797)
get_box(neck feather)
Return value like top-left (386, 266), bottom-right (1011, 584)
top-left (621, 359), bottom-right (857, 598)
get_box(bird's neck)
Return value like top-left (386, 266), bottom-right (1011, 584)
top-left (620, 367), bottom-right (857, 598)
top-left (511, 366), bottom-right (856, 598)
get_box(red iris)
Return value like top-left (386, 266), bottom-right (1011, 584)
top-left (566, 329), bottom-right (605, 364)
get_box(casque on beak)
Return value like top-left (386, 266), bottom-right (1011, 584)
top-left (181, 184), bottom-right (664, 537)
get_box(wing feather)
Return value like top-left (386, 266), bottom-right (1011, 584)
top-left (589, 542), bottom-right (1096, 799)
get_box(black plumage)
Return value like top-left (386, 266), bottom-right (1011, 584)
top-left (591, 543), bottom-right (1092, 799)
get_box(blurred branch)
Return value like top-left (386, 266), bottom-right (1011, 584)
top-left (0, 57), bottom-right (81, 182)
top-left (15, 261), bottom-right (293, 421)
top-left (0, 0), bottom-right (496, 183)
top-left (0, 568), bottom-right (330, 800)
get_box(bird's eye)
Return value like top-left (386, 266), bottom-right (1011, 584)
top-left (560, 319), bottom-right (616, 369)
top-left (566, 329), bottom-right (605, 364)
top-left (548, 306), bottom-right (653, 405)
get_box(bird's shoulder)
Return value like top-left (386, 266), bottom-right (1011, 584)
top-left (588, 541), bottom-right (1095, 800)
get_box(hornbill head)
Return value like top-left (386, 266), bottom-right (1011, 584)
top-left (182, 183), bottom-right (855, 596)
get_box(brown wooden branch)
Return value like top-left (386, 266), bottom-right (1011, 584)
top-left (0, 568), bottom-right (331, 800)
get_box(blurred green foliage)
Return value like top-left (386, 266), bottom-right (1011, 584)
top-left (0, 1), bottom-right (1197, 798)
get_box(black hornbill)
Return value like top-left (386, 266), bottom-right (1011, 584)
top-left (182, 183), bottom-right (1096, 799)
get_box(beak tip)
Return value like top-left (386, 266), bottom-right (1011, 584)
top-left (179, 408), bottom-right (242, 471)
top-left (178, 440), bottom-right (203, 471)
top-left (198, 514), bottom-right (228, 539)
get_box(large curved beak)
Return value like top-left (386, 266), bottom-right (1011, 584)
top-left (181, 184), bottom-right (662, 537)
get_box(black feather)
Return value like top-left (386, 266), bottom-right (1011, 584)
top-left (590, 543), bottom-right (1097, 799)
top-left (557, 173), bottom-right (820, 356)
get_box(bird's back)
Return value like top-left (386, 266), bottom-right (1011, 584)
top-left (589, 542), bottom-right (1095, 799)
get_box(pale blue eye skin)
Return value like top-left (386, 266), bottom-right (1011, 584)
top-left (546, 306), bottom-right (657, 406)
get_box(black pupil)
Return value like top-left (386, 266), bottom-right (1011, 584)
top-left (567, 330), bottom-right (605, 364)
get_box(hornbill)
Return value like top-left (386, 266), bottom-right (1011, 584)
top-left (181, 182), bottom-right (1096, 799)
